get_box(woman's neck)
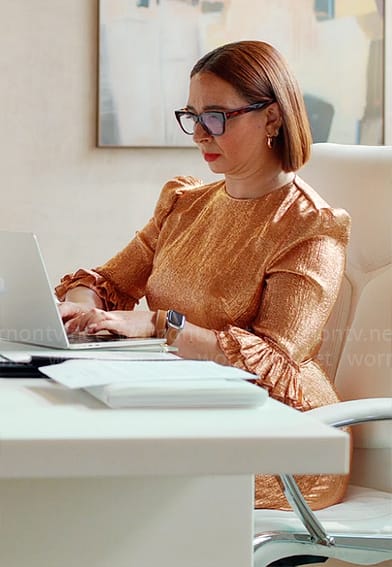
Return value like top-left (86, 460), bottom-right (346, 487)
top-left (224, 169), bottom-right (295, 200)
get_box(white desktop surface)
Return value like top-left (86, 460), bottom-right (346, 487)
top-left (0, 348), bottom-right (350, 567)
top-left (0, 377), bottom-right (348, 478)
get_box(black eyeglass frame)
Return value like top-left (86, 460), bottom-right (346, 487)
top-left (174, 101), bottom-right (273, 137)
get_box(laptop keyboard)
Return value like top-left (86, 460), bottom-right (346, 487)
top-left (68, 333), bottom-right (128, 344)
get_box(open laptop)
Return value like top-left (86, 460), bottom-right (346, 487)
top-left (0, 231), bottom-right (165, 350)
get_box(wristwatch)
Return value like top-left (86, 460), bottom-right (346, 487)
top-left (165, 309), bottom-right (186, 345)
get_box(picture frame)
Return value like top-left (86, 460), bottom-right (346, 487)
top-left (98, 0), bottom-right (388, 148)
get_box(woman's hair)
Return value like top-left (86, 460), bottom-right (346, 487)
top-left (191, 40), bottom-right (312, 172)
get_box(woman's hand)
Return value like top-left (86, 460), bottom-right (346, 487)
top-left (57, 286), bottom-right (105, 332)
top-left (58, 301), bottom-right (93, 324)
top-left (63, 308), bottom-right (156, 338)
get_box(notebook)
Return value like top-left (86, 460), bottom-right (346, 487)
top-left (0, 231), bottom-right (165, 350)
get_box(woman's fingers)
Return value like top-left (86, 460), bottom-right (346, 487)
top-left (86, 311), bottom-right (131, 336)
top-left (87, 311), bottom-right (155, 338)
top-left (87, 319), bottom-right (124, 336)
top-left (63, 309), bottom-right (155, 338)
top-left (64, 308), bottom-right (107, 334)
top-left (58, 301), bottom-right (83, 322)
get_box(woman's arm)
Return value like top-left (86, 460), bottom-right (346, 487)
top-left (65, 306), bottom-right (229, 364)
top-left (56, 177), bottom-right (201, 315)
top-left (172, 320), bottom-right (229, 364)
top-left (215, 230), bottom-right (349, 409)
top-left (64, 286), bottom-right (104, 309)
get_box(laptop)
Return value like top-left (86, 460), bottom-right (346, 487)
top-left (0, 231), bottom-right (165, 350)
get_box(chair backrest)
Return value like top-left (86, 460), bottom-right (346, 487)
top-left (299, 143), bottom-right (392, 492)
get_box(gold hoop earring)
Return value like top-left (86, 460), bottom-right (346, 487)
top-left (267, 136), bottom-right (273, 149)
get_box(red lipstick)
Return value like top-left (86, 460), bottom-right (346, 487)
top-left (204, 153), bottom-right (220, 162)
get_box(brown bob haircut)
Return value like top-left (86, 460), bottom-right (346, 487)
top-left (191, 40), bottom-right (312, 172)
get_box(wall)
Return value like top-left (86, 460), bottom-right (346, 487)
top-left (0, 0), bottom-right (216, 287)
top-left (1, 0), bottom-right (390, 289)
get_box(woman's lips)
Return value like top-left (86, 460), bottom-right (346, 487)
top-left (204, 153), bottom-right (220, 162)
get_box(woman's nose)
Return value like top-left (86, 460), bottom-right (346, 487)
top-left (193, 121), bottom-right (212, 143)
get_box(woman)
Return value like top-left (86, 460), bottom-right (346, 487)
top-left (56, 41), bottom-right (351, 510)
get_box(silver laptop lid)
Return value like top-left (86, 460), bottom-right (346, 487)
top-left (0, 231), bottom-right (166, 351)
top-left (0, 231), bottom-right (69, 348)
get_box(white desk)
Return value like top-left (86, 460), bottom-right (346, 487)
top-left (0, 373), bottom-right (349, 567)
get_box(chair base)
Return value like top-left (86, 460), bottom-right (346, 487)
top-left (254, 531), bottom-right (392, 567)
top-left (268, 554), bottom-right (327, 566)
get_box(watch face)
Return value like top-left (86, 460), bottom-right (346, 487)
top-left (167, 310), bottom-right (185, 330)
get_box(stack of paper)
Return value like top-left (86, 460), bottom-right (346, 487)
top-left (39, 359), bottom-right (268, 408)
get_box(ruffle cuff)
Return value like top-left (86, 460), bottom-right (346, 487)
top-left (215, 326), bottom-right (312, 411)
top-left (55, 268), bottom-right (137, 311)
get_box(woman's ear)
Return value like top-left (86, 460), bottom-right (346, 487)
top-left (265, 102), bottom-right (282, 135)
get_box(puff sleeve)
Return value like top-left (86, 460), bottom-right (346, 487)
top-left (216, 205), bottom-right (351, 411)
top-left (55, 176), bottom-right (201, 310)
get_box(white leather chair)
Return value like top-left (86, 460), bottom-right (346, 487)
top-left (253, 143), bottom-right (392, 567)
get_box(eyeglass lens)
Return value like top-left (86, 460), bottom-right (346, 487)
top-left (181, 112), bottom-right (224, 136)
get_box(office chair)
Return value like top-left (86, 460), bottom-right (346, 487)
top-left (253, 143), bottom-right (392, 567)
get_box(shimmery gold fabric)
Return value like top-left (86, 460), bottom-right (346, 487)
top-left (56, 175), bottom-right (351, 511)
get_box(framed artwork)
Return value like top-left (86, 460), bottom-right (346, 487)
top-left (98, 0), bottom-right (388, 147)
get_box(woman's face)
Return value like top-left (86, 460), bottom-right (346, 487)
top-left (186, 71), bottom-right (279, 177)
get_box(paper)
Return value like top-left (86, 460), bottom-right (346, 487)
top-left (39, 359), bottom-right (256, 389)
top-left (86, 378), bottom-right (267, 408)
top-left (38, 359), bottom-right (267, 409)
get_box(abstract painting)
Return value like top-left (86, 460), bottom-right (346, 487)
top-left (98, 0), bottom-right (386, 147)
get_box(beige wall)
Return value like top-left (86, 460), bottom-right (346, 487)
top-left (0, 0), bottom-right (215, 286)
top-left (1, 0), bottom-right (390, 290)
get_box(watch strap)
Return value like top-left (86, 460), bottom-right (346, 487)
top-left (165, 326), bottom-right (181, 346)
top-left (155, 309), bottom-right (168, 339)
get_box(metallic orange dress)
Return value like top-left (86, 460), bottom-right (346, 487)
top-left (56, 175), bottom-right (351, 510)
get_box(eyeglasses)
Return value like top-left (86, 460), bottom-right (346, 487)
top-left (174, 101), bottom-right (272, 137)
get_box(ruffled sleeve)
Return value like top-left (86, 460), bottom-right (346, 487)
top-left (216, 201), bottom-right (351, 411)
top-left (55, 176), bottom-right (202, 309)
top-left (216, 327), bottom-right (309, 410)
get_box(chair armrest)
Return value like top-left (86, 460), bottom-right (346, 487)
top-left (306, 397), bottom-right (392, 428)
top-left (275, 398), bottom-right (392, 547)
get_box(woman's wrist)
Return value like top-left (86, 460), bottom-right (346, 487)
top-left (153, 310), bottom-right (186, 345)
top-left (64, 286), bottom-right (103, 310)
top-left (154, 309), bottom-right (168, 338)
